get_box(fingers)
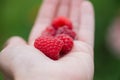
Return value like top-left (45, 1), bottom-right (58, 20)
top-left (29, 0), bottom-right (59, 45)
top-left (56, 0), bottom-right (70, 17)
top-left (4, 36), bottom-right (26, 48)
top-left (58, 1), bottom-right (94, 65)
top-left (69, 0), bottom-right (82, 32)
top-left (78, 1), bottom-right (95, 47)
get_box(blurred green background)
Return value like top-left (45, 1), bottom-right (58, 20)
top-left (0, 0), bottom-right (120, 80)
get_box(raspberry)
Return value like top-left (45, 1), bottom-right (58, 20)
top-left (56, 34), bottom-right (73, 55)
top-left (34, 17), bottom-right (75, 60)
top-left (56, 26), bottom-right (76, 39)
top-left (41, 26), bottom-right (56, 36)
top-left (34, 36), bottom-right (64, 60)
top-left (52, 16), bottom-right (73, 30)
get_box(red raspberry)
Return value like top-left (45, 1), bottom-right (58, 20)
top-left (52, 16), bottom-right (73, 30)
top-left (41, 26), bottom-right (56, 36)
top-left (56, 34), bottom-right (73, 55)
top-left (34, 17), bottom-right (75, 60)
top-left (34, 36), bottom-right (64, 60)
top-left (56, 26), bottom-right (76, 39)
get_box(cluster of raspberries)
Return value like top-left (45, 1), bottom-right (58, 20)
top-left (34, 17), bottom-right (76, 60)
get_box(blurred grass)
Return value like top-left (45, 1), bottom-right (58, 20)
top-left (92, 0), bottom-right (120, 80)
top-left (0, 0), bottom-right (120, 80)
top-left (0, 0), bottom-right (42, 50)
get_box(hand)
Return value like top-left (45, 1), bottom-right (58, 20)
top-left (0, 0), bottom-right (94, 80)
top-left (107, 16), bottom-right (120, 57)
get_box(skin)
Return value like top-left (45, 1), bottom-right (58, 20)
top-left (0, 0), bottom-right (94, 80)
top-left (107, 16), bottom-right (120, 57)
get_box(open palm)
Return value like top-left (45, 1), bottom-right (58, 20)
top-left (0, 0), bottom-right (94, 80)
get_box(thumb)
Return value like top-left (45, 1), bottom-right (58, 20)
top-left (0, 36), bottom-right (27, 80)
top-left (4, 36), bottom-right (27, 48)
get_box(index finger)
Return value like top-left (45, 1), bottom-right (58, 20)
top-left (29, 0), bottom-right (59, 45)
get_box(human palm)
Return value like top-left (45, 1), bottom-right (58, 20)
top-left (0, 0), bottom-right (94, 80)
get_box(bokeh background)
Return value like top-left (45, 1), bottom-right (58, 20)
top-left (0, 0), bottom-right (120, 80)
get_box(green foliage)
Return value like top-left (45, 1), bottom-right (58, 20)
top-left (0, 0), bottom-right (42, 50)
top-left (0, 73), bottom-right (3, 80)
